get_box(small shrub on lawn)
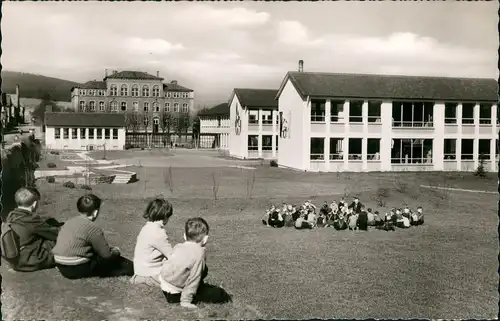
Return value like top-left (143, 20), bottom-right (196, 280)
top-left (141, 147), bottom-right (145, 151)
top-left (474, 154), bottom-right (487, 178)
top-left (79, 184), bottom-right (92, 190)
top-left (124, 143), bottom-right (133, 150)
top-left (372, 186), bottom-right (389, 207)
top-left (270, 160), bottom-right (278, 167)
top-left (63, 181), bottom-right (75, 189)
top-left (46, 176), bottom-right (55, 183)
top-left (49, 151), bottom-right (60, 155)
top-left (393, 175), bottom-right (408, 193)
top-left (47, 162), bottom-right (57, 168)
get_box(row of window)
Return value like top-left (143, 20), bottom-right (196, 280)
top-left (247, 135), bottom-right (279, 151)
top-left (54, 128), bottom-right (119, 140)
top-left (78, 101), bottom-right (189, 113)
top-left (310, 100), bottom-right (499, 126)
top-left (79, 86), bottom-right (190, 99)
top-left (309, 137), bottom-right (498, 163)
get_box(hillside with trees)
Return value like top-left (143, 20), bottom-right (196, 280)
top-left (1, 70), bottom-right (81, 102)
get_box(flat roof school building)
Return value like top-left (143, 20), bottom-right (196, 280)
top-left (198, 103), bottom-right (231, 150)
top-left (228, 88), bottom-right (279, 159)
top-left (274, 69), bottom-right (498, 172)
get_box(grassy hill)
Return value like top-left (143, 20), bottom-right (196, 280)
top-left (1, 70), bottom-right (81, 102)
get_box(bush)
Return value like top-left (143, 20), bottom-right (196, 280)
top-left (63, 181), bottom-right (75, 189)
top-left (474, 154), bottom-right (487, 178)
top-left (372, 187), bottom-right (389, 207)
top-left (47, 162), bottom-right (57, 168)
top-left (124, 143), bottom-right (133, 150)
top-left (270, 160), bottom-right (278, 167)
top-left (49, 151), bottom-right (60, 155)
top-left (79, 184), bottom-right (92, 190)
top-left (46, 176), bottom-right (55, 183)
top-left (141, 147), bottom-right (145, 151)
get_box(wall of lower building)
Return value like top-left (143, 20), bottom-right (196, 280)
top-left (229, 95), bottom-right (248, 159)
top-left (45, 126), bottom-right (126, 151)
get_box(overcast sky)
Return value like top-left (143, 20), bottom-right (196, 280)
top-left (2, 2), bottom-right (498, 107)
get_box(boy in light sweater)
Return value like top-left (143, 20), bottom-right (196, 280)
top-left (130, 198), bottom-right (174, 287)
top-left (160, 217), bottom-right (231, 309)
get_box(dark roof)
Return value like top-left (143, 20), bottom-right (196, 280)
top-left (80, 81), bottom-right (107, 89)
top-left (104, 71), bottom-right (163, 81)
top-left (232, 88), bottom-right (278, 108)
top-left (278, 71), bottom-right (498, 102)
top-left (198, 103), bottom-right (229, 117)
top-left (45, 112), bottom-right (125, 127)
top-left (163, 82), bottom-right (193, 92)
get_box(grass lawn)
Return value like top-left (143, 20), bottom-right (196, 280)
top-left (2, 166), bottom-right (498, 320)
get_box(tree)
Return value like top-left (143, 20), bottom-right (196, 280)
top-left (143, 111), bottom-right (153, 148)
top-left (160, 111), bottom-right (174, 144)
top-left (191, 115), bottom-right (200, 148)
top-left (31, 93), bottom-right (61, 129)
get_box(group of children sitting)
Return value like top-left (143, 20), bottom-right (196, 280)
top-left (2, 187), bottom-right (231, 309)
top-left (262, 196), bottom-right (425, 232)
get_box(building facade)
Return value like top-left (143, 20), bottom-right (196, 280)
top-left (228, 88), bottom-right (279, 159)
top-left (198, 103), bottom-right (231, 149)
top-left (71, 70), bottom-right (194, 134)
top-left (276, 70), bottom-right (498, 172)
top-left (44, 111), bottom-right (126, 151)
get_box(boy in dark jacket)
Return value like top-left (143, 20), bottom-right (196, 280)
top-left (5, 187), bottom-right (62, 272)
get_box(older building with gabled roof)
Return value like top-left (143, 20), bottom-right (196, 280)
top-left (227, 88), bottom-right (280, 160)
top-left (275, 61), bottom-right (498, 173)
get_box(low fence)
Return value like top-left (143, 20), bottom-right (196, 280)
top-left (125, 133), bottom-right (193, 148)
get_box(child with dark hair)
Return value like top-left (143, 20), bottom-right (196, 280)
top-left (357, 206), bottom-right (368, 231)
top-left (52, 194), bottom-right (134, 279)
top-left (411, 206), bottom-right (425, 226)
top-left (291, 205), bottom-right (300, 222)
top-left (160, 217), bottom-right (231, 309)
top-left (3, 187), bottom-right (62, 272)
top-left (268, 210), bottom-right (285, 228)
top-left (319, 201), bottom-right (330, 216)
top-left (131, 198), bottom-right (174, 287)
top-left (294, 212), bottom-right (314, 230)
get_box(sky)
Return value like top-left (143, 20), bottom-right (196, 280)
top-left (2, 2), bottom-right (498, 108)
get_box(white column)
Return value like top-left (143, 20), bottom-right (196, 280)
top-left (473, 104), bottom-right (480, 169)
top-left (325, 99), bottom-right (331, 171)
top-left (303, 98), bottom-right (311, 170)
top-left (380, 102), bottom-right (392, 171)
top-left (491, 105), bottom-right (497, 171)
top-left (456, 104), bottom-right (463, 170)
top-left (362, 101), bottom-right (368, 171)
top-left (272, 134), bottom-right (276, 158)
top-left (343, 101), bottom-right (350, 171)
top-left (433, 103), bottom-right (445, 170)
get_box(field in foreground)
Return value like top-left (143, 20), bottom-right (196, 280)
top-left (2, 166), bottom-right (498, 320)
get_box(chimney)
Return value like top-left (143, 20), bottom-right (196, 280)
top-left (298, 60), bottom-right (304, 72)
top-left (105, 69), bottom-right (108, 77)
top-left (171, 80), bottom-right (177, 85)
top-left (156, 71), bottom-right (160, 77)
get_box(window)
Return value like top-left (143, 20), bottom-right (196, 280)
top-left (120, 84), bottom-right (128, 96)
top-left (173, 92), bottom-right (178, 98)
top-left (311, 99), bottom-right (326, 122)
top-left (392, 102), bottom-right (434, 127)
top-left (444, 103), bottom-right (457, 124)
top-left (217, 116), bottom-right (221, 128)
top-left (153, 102), bottom-right (160, 112)
top-left (89, 101), bottom-right (96, 112)
top-left (120, 102), bottom-right (127, 111)
top-left (131, 84), bottom-right (139, 97)
top-left (310, 137), bottom-right (324, 160)
top-left (262, 110), bottom-right (272, 124)
top-left (461, 139), bottom-right (473, 160)
top-left (497, 105), bottom-right (499, 125)
top-left (63, 128), bottom-right (69, 139)
top-left (182, 103), bottom-right (188, 113)
top-left (444, 139), bottom-right (456, 160)
top-left (248, 135), bottom-right (258, 151)
top-left (166, 92), bottom-right (171, 98)
top-left (104, 128), bottom-right (110, 139)
top-left (329, 138), bottom-right (344, 160)
top-left (348, 138), bottom-right (362, 160)
top-left (99, 101), bottom-right (105, 111)
top-left (367, 101), bottom-right (381, 123)
top-left (88, 128), bottom-right (94, 139)
top-left (367, 138), bottom-right (381, 160)
top-left (152, 85), bottom-right (160, 97)
top-left (173, 103), bottom-right (179, 112)
top-left (88, 90), bottom-right (94, 96)
top-left (110, 85), bottom-right (117, 96)
top-left (80, 90), bottom-right (85, 95)
top-left (54, 128), bottom-right (61, 139)
top-left (144, 102), bottom-right (149, 112)
top-left (96, 128), bottom-right (102, 139)
top-left (349, 101), bottom-right (363, 123)
top-left (262, 135), bottom-right (272, 151)
top-left (110, 101), bottom-right (118, 112)
top-left (142, 85), bottom-right (150, 97)
top-left (79, 101), bottom-right (85, 112)
top-left (391, 138), bottom-right (433, 164)
top-left (248, 110), bottom-right (258, 124)
top-left (330, 101), bottom-right (345, 123)
top-left (479, 104), bottom-right (492, 124)
top-left (72, 128), bottom-right (77, 139)
top-left (153, 118), bottom-right (160, 133)
top-left (165, 103), bottom-right (171, 112)
top-left (133, 102), bottom-right (139, 112)
top-left (80, 128), bottom-right (86, 139)
top-left (478, 139), bottom-right (490, 159)
top-left (112, 128), bottom-right (118, 139)
top-left (462, 103), bottom-right (474, 124)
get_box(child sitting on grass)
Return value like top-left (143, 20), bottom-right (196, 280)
top-left (295, 212), bottom-right (314, 230)
top-left (160, 217), bottom-right (231, 309)
top-left (131, 198), bottom-right (174, 287)
top-left (52, 194), bottom-right (134, 279)
top-left (3, 187), bottom-right (62, 272)
top-left (268, 210), bottom-right (285, 228)
top-left (411, 206), bottom-right (424, 226)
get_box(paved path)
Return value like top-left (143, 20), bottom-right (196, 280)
top-left (420, 185), bottom-right (497, 194)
